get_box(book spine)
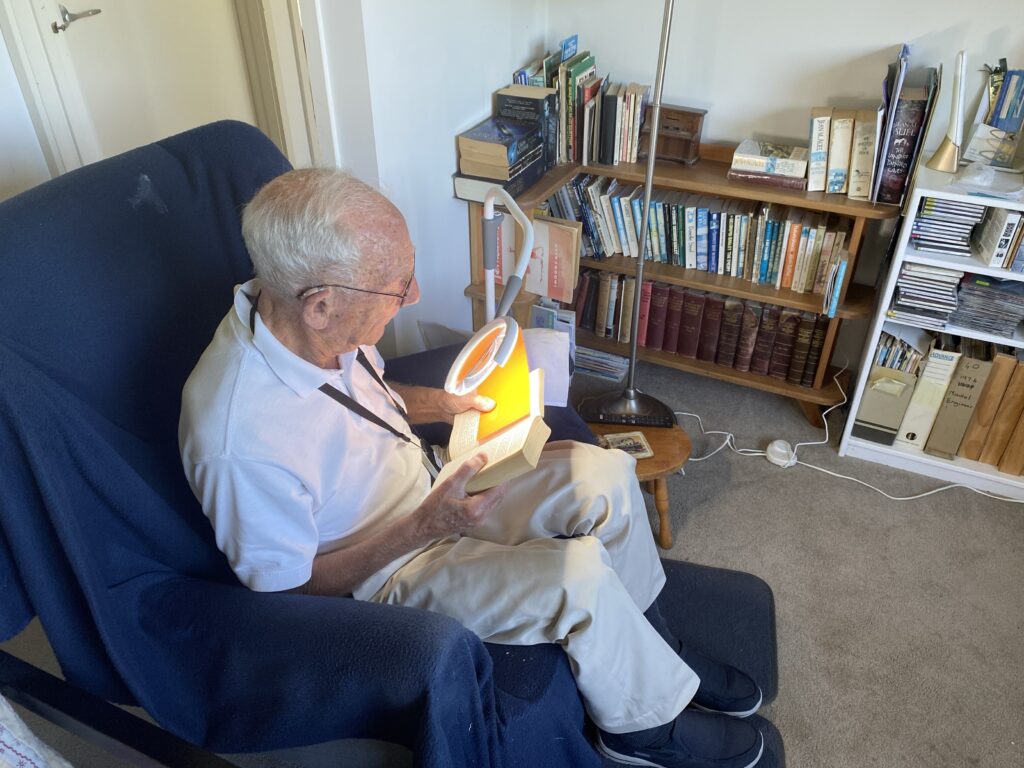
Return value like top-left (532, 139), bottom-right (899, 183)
top-left (958, 354), bottom-right (1017, 460)
top-left (676, 291), bottom-right (705, 358)
top-left (825, 111), bottom-right (855, 194)
top-left (696, 207), bottom-right (710, 272)
top-left (800, 315), bottom-right (829, 387)
top-left (696, 294), bottom-right (725, 362)
top-left (645, 282), bottom-right (670, 349)
top-left (725, 169), bottom-right (809, 190)
top-left (732, 301), bottom-right (762, 372)
top-left (785, 312), bottom-right (817, 384)
top-left (847, 110), bottom-right (877, 200)
top-left (618, 276), bottom-right (637, 343)
top-left (662, 286), bottom-right (687, 352)
top-left (636, 279), bottom-right (654, 346)
top-left (876, 97), bottom-right (928, 205)
top-left (749, 304), bottom-right (781, 376)
top-left (731, 153), bottom-right (807, 178)
top-left (978, 362), bottom-right (1024, 465)
top-left (768, 309), bottom-right (802, 379)
top-left (706, 211), bottom-right (718, 273)
top-left (714, 298), bottom-right (745, 368)
top-left (807, 109), bottom-right (832, 192)
top-left (685, 204), bottom-right (698, 270)
top-left (594, 272), bottom-right (612, 337)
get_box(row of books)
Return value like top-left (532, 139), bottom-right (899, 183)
top-left (572, 271), bottom-right (830, 388)
top-left (540, 174), bottom-right (851, 302)
top-left (727, 45), bottom-right (937, 207)
top-left (854, 330), bottom-right (1024, 475)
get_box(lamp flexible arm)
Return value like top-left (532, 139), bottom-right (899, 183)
top-left (482, 187), bottom-right (534, 320)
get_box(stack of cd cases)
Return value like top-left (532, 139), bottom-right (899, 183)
top-left (909, 196), bottom-right (987, 257)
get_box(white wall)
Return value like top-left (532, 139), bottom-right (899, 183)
top-left (319, 0), bottom-right (548, 353)
top-left (0, 28), bottom-right (49, 201)
top-left (319, 0), bottom-right (1024, 356)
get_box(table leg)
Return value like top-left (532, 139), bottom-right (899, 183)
top-left (653, 477), bottom-right (673, 549)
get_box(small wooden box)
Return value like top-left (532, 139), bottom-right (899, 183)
top-left (637, 105), bottom-right (707, 165)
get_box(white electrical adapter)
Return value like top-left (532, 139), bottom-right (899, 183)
top-left (766, 439), bottom-right (796, 468)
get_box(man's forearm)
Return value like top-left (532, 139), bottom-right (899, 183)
top-left (388, 381), bottom-right (450, 424)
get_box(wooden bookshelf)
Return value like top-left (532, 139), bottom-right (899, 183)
top-left (459, 145), bottom-right (898, 427)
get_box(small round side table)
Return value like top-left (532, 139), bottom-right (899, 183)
top-left (587, 423), bottom-right (692, 549)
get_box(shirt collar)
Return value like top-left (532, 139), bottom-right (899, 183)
top-left (232, 280), bottom-right (348, 398)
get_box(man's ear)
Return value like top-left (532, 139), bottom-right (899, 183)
top-left (300, 293), bottom-right (332, 331)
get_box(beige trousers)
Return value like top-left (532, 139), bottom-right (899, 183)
top-left (371, 440), bottom-right (699, 733)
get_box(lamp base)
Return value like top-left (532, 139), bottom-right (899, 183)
top-left (577, 388), bottom-right (677, 428)
top-left (926, 135), bottom-right (961, 173)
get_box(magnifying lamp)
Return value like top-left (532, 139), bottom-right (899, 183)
top-left (444, 187), bottom-right (535, 439)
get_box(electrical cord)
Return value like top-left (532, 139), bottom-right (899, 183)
top-left (674, 362), bottom-right (1024, 504)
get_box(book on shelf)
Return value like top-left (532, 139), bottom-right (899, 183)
top-left (573, 270), bottom-right (593, 324)
top-left (800, 315), bottom-right (830, 388)
top-left (725, 169), bottom-right (809, 191)
top-left (459, 143), bottom-right (543, 180)
top-left (580, 271), bottom-right (601, 332)
top-left (458, 116), bottom-right (543, 166)
top-left (714, 296), bottom-right (745, 368)
top-left (977, 361), bottom-right (1024, 466)
top-left (733, 301), bottom-right (762, 373)
top-left (662, 285), bottom-right (687, 353)
top-left (807, 107), bottom-right (832, 192)
top-left (730, 140), bottom-right (809, 179)
top-left (957, 350), bottom-right (1018, 461)
top-left (873, 65), bottom-right (938, 206)
top-left (975, 207), bottom-right (1023, 268)
top-left (696, 293), bottom-right (725, 362)
top-left (847, 109), bottom-right (879, 200)
top-left (645, 282), bottom-right (671, 349)
top-left (452, 157), bottom-right (546, 203)
top-left (636, 279), bottom-right (653, 346)
top-left (494, 84), bottom-right (560, 171)
top-left (825, 109), bottom-right (856, 194)
top-left (786, 311), bottom-right (818, 385)
top-left (997, 407), bottom-right (1024, 475)
top-left (617, 276), bottom-right (637, 344)
top-left (594, 271), bottom-right (612, 338)
top-left (894, 341), bottom-right (962, 451)
top-left (923, 353), bottom-right (995, 460)
top-left (521, 215), bottom-right (581, 304)
top-left (604, 274), bottom-right (621, 338)
top-left (439, 367), bottom-right (550, 493)
top-left (768, 308), bottom-right (802, 380)
top-left (749, 304), bottom-right (781, 376)
top-left (677, 289), bottom-right (705, 359)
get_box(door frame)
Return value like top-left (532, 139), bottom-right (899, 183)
top-left (0, 0), bottom-right (335, 174)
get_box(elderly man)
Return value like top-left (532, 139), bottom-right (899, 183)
top-left (179, 169), bottom-right (764, 768)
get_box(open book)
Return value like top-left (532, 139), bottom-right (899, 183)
top-left (435, 368), bottom-right (550, 493)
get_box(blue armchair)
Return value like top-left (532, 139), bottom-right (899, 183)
top-left (0, 121), bottom-right (783, 766)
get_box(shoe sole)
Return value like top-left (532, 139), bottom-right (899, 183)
top-left (689, 688), bottom-right (764, 719)
top-left (596, 730), bottom-right (764, 768)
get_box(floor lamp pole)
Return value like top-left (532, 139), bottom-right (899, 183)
top-left (579, 0), bottom-right (677, 427)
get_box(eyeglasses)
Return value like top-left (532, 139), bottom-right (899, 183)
top-left (296, 270), bottom-right (415, 305)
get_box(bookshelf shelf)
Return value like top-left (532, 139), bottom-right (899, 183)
top-left (460, 144), bottom-right (900, 427)
top-left (838, 168), bottom-right (1024, 496)
top-left (578, 255), bottom-right (876, 320)
top-left (577, 329), bottom-right (848, 405)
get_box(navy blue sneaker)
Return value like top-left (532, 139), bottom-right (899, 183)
top-left (682, 647), bottom-right (762, 719)
top-left (597, 709), bottom-right (764, 768)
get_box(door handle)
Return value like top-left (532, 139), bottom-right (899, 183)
top-left (51, 4), bottom-right (101, 33)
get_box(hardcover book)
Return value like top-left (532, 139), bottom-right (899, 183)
top-left (696, 293), bottom-right (725, 362)
top-left (847, 109), bottom-right (879, 200)
top-left (807, 107), bottom-right (832, 192)
top-left (750, 304), bottom-right (781, 376)
top-left (768, 309), bottom-right (802, 379)
top-left (715, 297), bottom-right (745, 368)
top-left (725, 169), bottom-right (808, 191)
top-left (677, 289), bottom-right (705, 358)
top-left (825, 109), bottom-right (856, 194)
top-left (732, 301), bottom-right (762, 372)
top-left (662, 285), bottom-right (687, 353)
top-left (875, 76), bottom-right (935, 206)
top-left (458, 116), bottom-right (543, 165)
top-left (785, 311), bottom-right (818, 384)
top-left (645, 282), bottom-right (671, 350)
top-left (731, 140), bottom-right (809, 178)
top-left (636, 279), bottom-right (654, 347)
top-left (494, 84), bottom-right (560, 170)
top-left (800, 315), bottom-right (830, 387)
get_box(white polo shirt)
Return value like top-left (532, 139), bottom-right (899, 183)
top-left (179, 280), bottom-right (430, 597)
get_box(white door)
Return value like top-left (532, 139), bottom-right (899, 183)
top-left (20, 0), bottom-right (256, 164)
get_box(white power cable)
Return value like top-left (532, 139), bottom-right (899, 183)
top-left (674, 363), bottom-right (1024, 504)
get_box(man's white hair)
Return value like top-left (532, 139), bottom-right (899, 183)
top-left (241, 169), bottom-right (391, 297)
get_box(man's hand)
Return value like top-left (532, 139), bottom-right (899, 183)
top-left (387, 381), bottom-right (494, 425)
top-left (411, 454), bottom-right (505, 542)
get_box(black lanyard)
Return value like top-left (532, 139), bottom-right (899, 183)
top-left (246, 291), bottom-right (440, 475)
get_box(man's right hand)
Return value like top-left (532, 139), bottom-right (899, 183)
top-left (412, 454), bottom-right (506, 543)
